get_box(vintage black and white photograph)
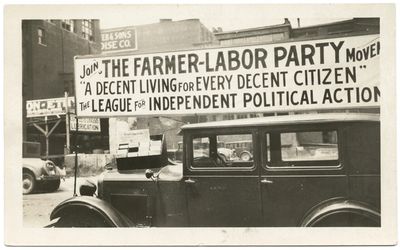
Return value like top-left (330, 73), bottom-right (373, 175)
top-left (3, 3), bottom-right (397, 246)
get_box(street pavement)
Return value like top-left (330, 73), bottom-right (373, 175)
top-left (23, 176), bottom-right (98, 228)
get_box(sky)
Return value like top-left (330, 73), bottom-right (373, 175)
top-left (99, 5), bottom-right (349, 32)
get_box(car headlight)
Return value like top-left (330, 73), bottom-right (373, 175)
top-left (43, 160), bottom-right (56, 175)
top-left (45, 161), bottom-right (55, 170)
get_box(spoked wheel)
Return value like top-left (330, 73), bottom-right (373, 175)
top-left (23, 172), bottom-right (36, 194)
top-left (240, 151), bottom-right (252, 161)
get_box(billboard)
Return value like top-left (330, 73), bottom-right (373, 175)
top-left (75, 34), bottom-right (380, 117)
top-left (101, 27), bottom-right (137, 53)
top-left (26, 97), bottom-right (75, 118)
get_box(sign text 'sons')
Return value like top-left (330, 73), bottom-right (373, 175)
top-left (75, 34), bottom-right (380, 117)
top-left (101, 28), bottom-right (137, 53)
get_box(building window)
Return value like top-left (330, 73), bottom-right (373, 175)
top-left (37, 28), bottom-right (46, 45)
top-left (236, 114), bottom-right (248, 119)
top-left (61, 19), bottom-right (74, 32)
top-left (223, 114), bottom-right (235, 120)
top-left (82, 19), bottom-right (94, 41)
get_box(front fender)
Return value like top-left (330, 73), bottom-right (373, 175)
top-left (300, 198), bottom-right (380, 227)
top-left (23, 165), bottom-right (42, 180)
top-left (50, 196), bottom-right (134, 227)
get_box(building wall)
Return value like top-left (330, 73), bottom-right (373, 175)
top-left (134, 19), bottom-right (218, 52)
top-left (22, 20), bottom-right (101, 100)
top-left (215, 20), bottom-right (291, 47)
top-left (22, 20), bottom-right (105, 155)
top-left (291, 18), bottom-right (379, 39)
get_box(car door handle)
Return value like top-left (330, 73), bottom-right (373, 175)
top-left (260, 179), bottom-right (273, 184)
top-left (185, 178), bottom-right (196, 184)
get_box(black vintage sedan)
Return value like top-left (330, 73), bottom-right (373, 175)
top-left (50, 113), bottom-right (380, 227)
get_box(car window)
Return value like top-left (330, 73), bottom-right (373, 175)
top-left (266, 130), bottom-right (339, 168)
top-left (191, 133), bottom-right (254, 169)
top-left (192, 137), bottom-right (210, 158)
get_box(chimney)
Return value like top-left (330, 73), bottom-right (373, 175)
top-left (284, 18), bottom-right (290, 24)
top-left (297, 18), bottom-right (300, 28)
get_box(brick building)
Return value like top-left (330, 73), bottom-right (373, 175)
top-left (22, 20), bottom-right (108, 157)
top-left (104, 18), bottom-right (218, 53)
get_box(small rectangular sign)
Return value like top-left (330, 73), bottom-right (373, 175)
top-left (26, 97), bottom-right (75, 118)
top-left (120, 129), bottom-right (150, 145)
top-left (69, 114), bottom-right (101, 132)
top-left (101, 27), bottom-right (137, 53)
top-left (75, 34), bottom-right (380, 117)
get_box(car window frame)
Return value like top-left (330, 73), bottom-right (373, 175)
top-left (261, 124), bottom-right (343, 171)
top-left (186, 128), bottom-right (258, 172)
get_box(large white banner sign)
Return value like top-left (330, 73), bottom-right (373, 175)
top-left (74, 34), bottom-right (380, 117)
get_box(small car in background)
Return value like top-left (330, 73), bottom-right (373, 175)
top-left (168, 140), bottom-right (235, 162)
top-left (22, 141), bottom-right (66, 194)
top-left (225, 140), bottom-right (253, 161)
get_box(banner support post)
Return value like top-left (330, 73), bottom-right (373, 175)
top-left (73, 95), bottom-right (79, 196)
top-left (65, 91), bottom-right (70, 154)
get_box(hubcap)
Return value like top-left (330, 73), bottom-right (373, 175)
top-left (23, 175), bottom-right (33, 193)
top-left (241, 153), bottom-right (250, 161)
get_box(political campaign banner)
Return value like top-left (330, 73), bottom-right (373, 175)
top-left (74, 34), bottom-right (380, 117)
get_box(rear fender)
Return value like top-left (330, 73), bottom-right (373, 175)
top-left (300, 198), bottom-right (380, 227)
top-left (50, 196), bottom-right (134, 227)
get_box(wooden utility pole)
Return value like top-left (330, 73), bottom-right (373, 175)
top-left (65, 92), bottom-right (70, 154)
top-left (32, 116), bottom-right (61, 159)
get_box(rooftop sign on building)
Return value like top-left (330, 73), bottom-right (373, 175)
top-left (26, 97), bottom-right (75, 118)
top-left (101, 27), bottom-right (137, 53)
top-left (74, 34), bottom-right (380, 117)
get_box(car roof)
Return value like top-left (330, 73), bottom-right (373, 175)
top-left (180, 113), bottom-right (379, 131)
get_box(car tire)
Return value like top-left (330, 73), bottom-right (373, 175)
top-left (309, 212), bottom-right (380, 227)
top-left (23, 172), bottom-right (36, 195)
top-left (239, 151), bottom-right (252, 161)
top-left (53, 209), bottom-right (111, 227)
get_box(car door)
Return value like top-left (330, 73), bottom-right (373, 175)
top-left (259, 124), bottom-right (349, 226)
top-left (184, 128), bottom-right (262, 227)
